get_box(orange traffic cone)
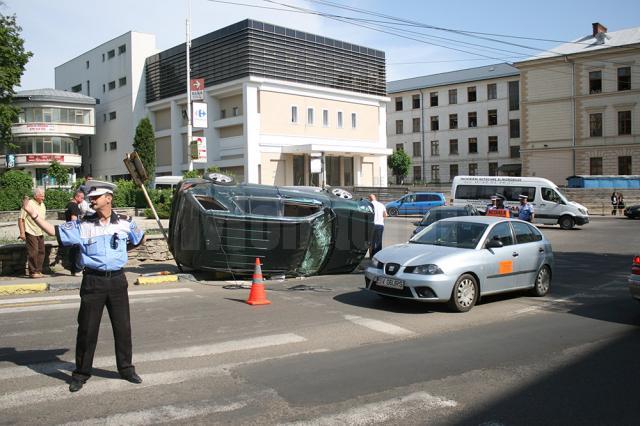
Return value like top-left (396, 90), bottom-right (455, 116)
top-left (246, 258), bottom-right (271, 305)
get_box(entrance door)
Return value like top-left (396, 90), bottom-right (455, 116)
top-left (293, 155), bottom-right (305, 186)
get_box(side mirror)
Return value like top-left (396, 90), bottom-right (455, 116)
top-left (486, 239), bottom-right (504, 249)
top-left (413, 221), bottom-right (421, 226)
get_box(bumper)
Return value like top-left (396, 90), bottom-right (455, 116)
top-left (629, 276), bottom-right (640, 301)
top-left (364, 267), bottom-right (454, 302)
top-left (575, 216), bottom-right (589, 226)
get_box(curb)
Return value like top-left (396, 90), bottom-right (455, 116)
top-left (0, 283), bottom-right (48, 295)
top-left (134, 275), bottom-right (179, 286)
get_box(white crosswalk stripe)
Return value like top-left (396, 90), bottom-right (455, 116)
top-left (343, 314), bottom-right (414, 336)
top-left (0, 288), bottom-right (194, 305)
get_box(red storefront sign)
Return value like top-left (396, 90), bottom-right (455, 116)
top-left (26, 155), bottom-right (65, 163)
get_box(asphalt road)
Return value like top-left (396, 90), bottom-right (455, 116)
top-left (0, 216), bottom-right (638, 425)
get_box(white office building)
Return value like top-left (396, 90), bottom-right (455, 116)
top-left (387, 63), bottom-right (522, 183)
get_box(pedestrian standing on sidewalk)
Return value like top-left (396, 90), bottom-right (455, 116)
top-left (22, 180), bottom-right (146, 393)
top-left (611, 190), bottom-right (618, 215)
top-left (62, 190), bottom-right (85, 275)
top-left (368, 194), bottom-right (388, 257)
top-left (617, 191), bottom-right (625, 216)
top-left (18, 188), bottom-right (46, 278)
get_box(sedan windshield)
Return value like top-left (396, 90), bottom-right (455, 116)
top-left (410, 221), bottom-right (488, 249)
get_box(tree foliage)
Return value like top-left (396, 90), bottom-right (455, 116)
top-left (132, 117), bottom-right (155, 184)
top-left (0, 11), bottom-right (33, 150)
top-left (0, 169), bottom-right (33, 210)
top-left (387, 149), bottom-right (411, 184)
top-left (47, 159), bottom-right (70, 187)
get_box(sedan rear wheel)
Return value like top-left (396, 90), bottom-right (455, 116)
top-left (388, 207), bottom-right (399, 217)
top-left (448, 274), bottom-right (478, 312)
top-left (530, 265), bottom-right (551, 297)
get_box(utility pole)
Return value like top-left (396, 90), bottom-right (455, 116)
top-left (186, 0), bottom-right (193, 172)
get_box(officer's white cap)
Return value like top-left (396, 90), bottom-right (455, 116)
top-left (518, 194), bottom-right (528, 199)
top-left (87, 180), bottom-right (116, 197)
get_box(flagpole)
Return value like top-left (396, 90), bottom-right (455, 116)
top-left (186, 0), bottom-right (193, 172)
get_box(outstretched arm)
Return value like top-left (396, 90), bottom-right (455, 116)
top-left (21, 197), bottom-right (56, 236)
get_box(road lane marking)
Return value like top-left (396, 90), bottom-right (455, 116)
top-left (0, 333), bottom-right (307, 381)
top-left (343, 315), bottom-right (414, 336)
top-left (0, 295), bottom-right (181, 314)
top-left (0, 349), bottom-right (323, 410)
top-left (283, 391), bottom-right (457, 425)
top-left (0, 288), bottom-right (194, 305)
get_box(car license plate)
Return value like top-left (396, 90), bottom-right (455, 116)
top-left (378, 277), bottom-right (404, 289)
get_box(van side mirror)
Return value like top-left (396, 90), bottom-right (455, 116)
top-left (486, 239), bottom-right (504, 249)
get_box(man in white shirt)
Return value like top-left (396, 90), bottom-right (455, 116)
top-left (368, 194), bottom-right (388, 257)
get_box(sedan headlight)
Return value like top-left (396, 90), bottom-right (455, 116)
top-left (404, 264), bottom-right (443, 275)
top-left (371, 258), bottom-right (383, 269)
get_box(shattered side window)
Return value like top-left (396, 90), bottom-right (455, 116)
top-left (298, 212), bottom-right (333, 275)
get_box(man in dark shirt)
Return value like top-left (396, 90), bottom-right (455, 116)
top-left (62, 191), bottom-right (85, 275)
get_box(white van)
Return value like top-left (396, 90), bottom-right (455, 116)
top-left (451, 176), bottom-right (589, 229)
top-left (153, 176), bottom-right (183, 190)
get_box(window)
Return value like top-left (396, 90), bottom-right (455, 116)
top-left (103, 113), bottom-right (107, 122)
top-left (508, 119), bottom-right (520, 138)
top-left (337, 111), bottom-right (343, 128)
top-left (322, 109), bottom-right (329, 126)
top-left (118, 44), bottom-right (126, 55)
top-left (395, 119), bottom-right (403, 134)
top-left (431, 165), bottom-right (440, 182)
top-left (467, 86), bottom-right (476, 102)
top-left (102, 84), bottom-right (105, 93)
top-left (589, 113), bottom-right (603, 137)
top-left (618, 156), bottom-right (632, 174)
top-left (489, 162), bottom-right (498, 176)
top-left (430, 116), bottom-right (439, 131)
top-left (232, 106), bottom-right (239, 116)
top-left (449, 89), bottom-right (457, 105)
top-left (512, 221), bottom-right (542, 244)
top-left (413, 141), bottom-right (421, 157)
top-left (307, 107), bottom-right (314, 125)
top-left (413, 166), bottom-right (422, 182)
top-left (618, 67), bottom-right (631, 91)
top-left (450, 164), bottom-right (458, 180)
top-left (102, 53), bottom-right (105, 62)
top-left (71, 84), bottom-right (82, 93)
top-left (351, 112), bottom-right (357, 129)
top-left (469, 163), bottom-right (478, 176)
top-left (412, 117), bottom-right (420, 133)
top-left (109, 111), bottom-right (116, 120)
top-left (85, 60), bottom-right (90, 69)
top-left (220, 109), bottom-right (226, 119)
top-left (449, 114), bottom-right (458, 129)
top-left (396, 143), bottom-right (404, 151)
top-left (449, 139), bottom-right (458, 155)
top-left (468, 111), bottom-right (477, 128)
top-left (468, 137), bottom-right (478, 154)
top-left (86, 80), bottom-right (90, 96)
top-left (109, 141), bottom-right (117, 150)
top-left (618, 110), bottom-right (631, 135)
top-left (487, 83), bottom-right (497, 100)
top-left (395, 97), bottom-right (403, 111)
top-left (107, 49), bottom-right (115, 59)
top-left (430, 140), bottom-right (439, 156)
top-left (412, 94), bottom-right (420, 109)
top-left (542, 187), bottom-right (561, 203)
top-left (291, 106), bottom-right (298, 123)
top-left (510, 146), bottom-right (520, 158)
top-left (108, 81), bottom-right (116, 90)
top-left (104, 143), bottom-right (107, 152)
top-left (430, 92), bottom-right (438, 107)
top-left (488, 109), bottom-right (498, 126)
top-left (589, 71), bottom-right (602, 94)
top-left (508, 81), bottom-right (519, 111)
top-left (590, 157), bottom-right (603, 175)
top-left (118, 77), bottom-right (127, 87)
top-left (488, 136), bottom-right (498, 152)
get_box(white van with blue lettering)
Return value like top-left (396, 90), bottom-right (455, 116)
top-left (153, 176), bottom-right (183, 190)
top-left (451, 176), bottom-right (589, 229)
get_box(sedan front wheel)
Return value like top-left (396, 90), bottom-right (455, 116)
top-left (448, 274), bottom-right (478, 312)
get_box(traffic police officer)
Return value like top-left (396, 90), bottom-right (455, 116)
top-left (22, 181), bottom-right (145, 392)
top-left (516, 194), bottom-right (535, 222)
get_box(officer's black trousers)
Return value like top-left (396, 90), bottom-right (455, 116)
top-left (72, 273), bottom-right (135, 381)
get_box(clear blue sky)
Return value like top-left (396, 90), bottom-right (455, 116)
top-left (4, 0), bottom-right (639, 90)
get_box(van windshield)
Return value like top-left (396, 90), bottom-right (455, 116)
top-left (554, 187), bottom-right (569, 204)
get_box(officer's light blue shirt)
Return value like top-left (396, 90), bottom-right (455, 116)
top-left (518, 203), bottom-right (535, 222)
top-left (56, 212), bottom-right (144, 271)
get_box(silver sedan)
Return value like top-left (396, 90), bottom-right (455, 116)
top-left (364, 216), bottom-right (554, 312)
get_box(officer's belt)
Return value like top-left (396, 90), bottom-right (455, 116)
top-left (83, 268), bottom-right (124, 277)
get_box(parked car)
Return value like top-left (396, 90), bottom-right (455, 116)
top-left (630, 255), bottom-right (640, 303)
top-left (386, 192), bottom-right (446, 216)
top-left (365, 216), bottom-right (554, 312)
top-left (412, 205), bottom-right (480, 235)
top-left (623, 204), bottom-right (640, 219)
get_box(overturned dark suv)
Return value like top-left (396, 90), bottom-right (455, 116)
top-left (168, 175), bottom-right (374, 277)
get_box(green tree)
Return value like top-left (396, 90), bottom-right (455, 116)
top-left (387, 149), bottom-right (411, 185)
top-left (47, 159), bottom-right (70, 187)
top-left (0, 169), bottom-right (32, 211)
top-left (132, 117), bottom-right (155, 184)
top-left (0, 10), bottom-right (33, 151)
top-left (182, 170), bottom-right (201, 179)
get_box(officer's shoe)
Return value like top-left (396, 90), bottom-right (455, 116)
top-left (121, 372), bottom-right (143, 384)
top-left (69, 378), bottom-right (84, 392)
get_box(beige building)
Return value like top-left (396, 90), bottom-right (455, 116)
top-left (516, 23), bottom-right (640, 184)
